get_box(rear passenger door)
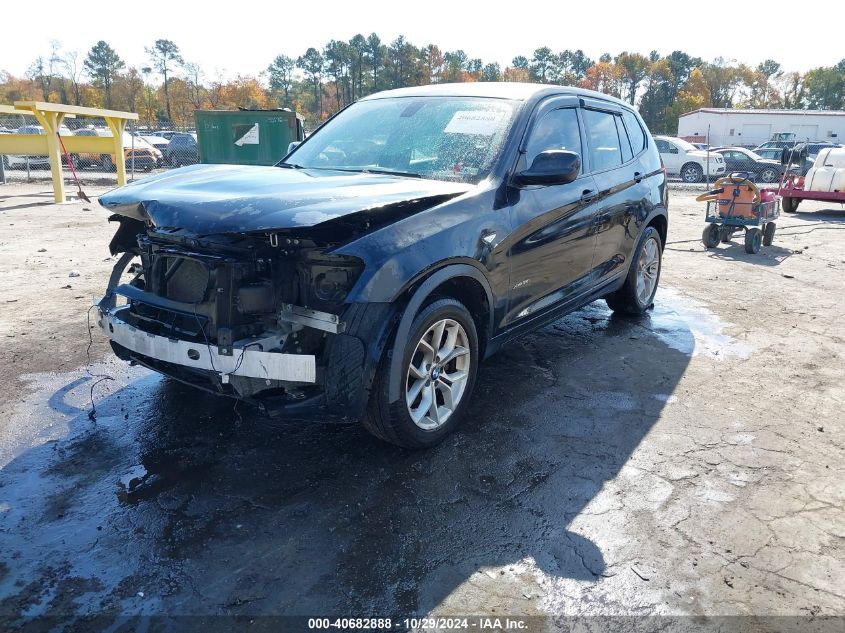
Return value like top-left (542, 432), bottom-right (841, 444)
top-left (505, 100), bottom-right (599, 327)
top-left (583, 103), bottom-right (653, 286)
top-left (655, 138), bottom-right (680, 173)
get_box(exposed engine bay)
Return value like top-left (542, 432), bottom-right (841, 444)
top-left (98, 214), bottom-right (367, 409)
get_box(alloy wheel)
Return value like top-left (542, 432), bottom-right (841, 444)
top-left (405, 318), bottom-right (470, 430)
top-left (636, 236), bottom-right (660, 305)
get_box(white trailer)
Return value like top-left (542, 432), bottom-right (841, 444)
top-left (677, 109), bottom-right (845, 148)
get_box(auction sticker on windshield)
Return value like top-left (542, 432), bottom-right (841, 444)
top-left (444, 110), bottom-right (504, 135)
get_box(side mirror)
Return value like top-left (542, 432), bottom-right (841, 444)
top-left (287, 141), bottom-right (301, 155)
top-left (668, 147), bottom-right (679, 154)
top-left (515, 150), bottom-right (580, 186)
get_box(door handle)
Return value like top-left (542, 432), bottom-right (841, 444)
top-left (634, 171), bottom-right (643, 183)
top-left (580, 189), bottom-right (596, 203)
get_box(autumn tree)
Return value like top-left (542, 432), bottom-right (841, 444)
top-left (84, 40), bottom-right (125, 108)
top-left (146, 39), bottom-right (183, 120)
top-left (804, 60), bottom-right (845, 109)
top-left (615, 51), bottom-right (650, 105)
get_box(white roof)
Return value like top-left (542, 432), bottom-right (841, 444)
top-left (681, 108), bottom-right (845, 118)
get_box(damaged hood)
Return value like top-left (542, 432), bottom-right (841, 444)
top-left (98, 164), bottom-right (473, 234)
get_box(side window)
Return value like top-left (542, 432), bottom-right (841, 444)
top-left (655, 138), bottom-right (669, 153)
top-left (622, 110), bottom-right (646, 155)
top-left (524, 107), bottom-right (582, 172)
top-left (584, 109), bottom-right (622, 172)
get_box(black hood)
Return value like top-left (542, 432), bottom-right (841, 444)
top-left (98, 164), bottom-right (472, 234)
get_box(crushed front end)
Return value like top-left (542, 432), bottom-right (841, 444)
top-left (97, 216), bottom-right (390, 420)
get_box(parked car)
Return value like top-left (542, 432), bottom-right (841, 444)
top-left (654, 135), bottom-right (725, 182)
top-left (709, 146), bottom-right (784, 183)
top-left (163, 132), bottom-right (199, 166)
top-left (3, 125), bottom-right (73, 169)
top-left (139, 134), bottom-right (169, 154)
top-left (754, 140), bottom-right (839, 153)
top-left (755, 146), bottom-right (813, 176)
top-left (97, 83), bottom-right (668, 448)
top-left (72, 128), bottom-right (161, 171)
top-left (150, 130), bottom-right (179, 141)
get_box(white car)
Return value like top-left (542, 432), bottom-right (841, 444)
top-left (654, 135), bottom-right (726, 183)
top-left (2, 125), bottom-right (74, 169)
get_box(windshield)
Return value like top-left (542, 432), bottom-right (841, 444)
top-left (284, 97), bottom-right (519, 184)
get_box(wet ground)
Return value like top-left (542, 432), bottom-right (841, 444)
top-left (0, 185), bottom-right (843, 630)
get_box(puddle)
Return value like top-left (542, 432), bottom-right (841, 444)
top-left (648, 287), bottom-right (752, 360)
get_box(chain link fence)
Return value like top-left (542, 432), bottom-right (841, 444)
top-left (1, 112), bottom-right (199, 186)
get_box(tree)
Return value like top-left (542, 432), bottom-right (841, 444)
top-left (443, 50), bottom-right (467, 82)
top-left (366, 33), bottom-right (383, 92)
top-left (146, 39), bottom-right (183, 120)
top-left (28, 41), bottom-right (62, 102)
top-left (529, 47), bottom-right (555, 83)
top-left (511, 56), bottom-right (529, 70)
top-left (298, 48), bottom-right (325, 118)
top-left (349, 34), bottom-right (368, 100)
top-left (61, 50), bottom-right (84, 105)
top-left (615, 51), bottom-right (650, 105)
top-left (804, 60), bottom-right (845, 109)
top-left (267, 54), bottom-right (296, 106)
top-left (481, 63), bottom-right (501, 82)
top-left (700, 57), bottom-right (744, 108)
top-left (84, 40), bottom-right (125, 108)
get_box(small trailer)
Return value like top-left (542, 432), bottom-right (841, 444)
top-left (698, 173), bottom-right (780, 254)
top-left (778, 146), bottom-right (845, 213)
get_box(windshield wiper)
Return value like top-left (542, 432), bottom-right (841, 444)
top-left (356, 167), bottom-right (423, 179)
top-left (276, 162), bottom-right (305, 169)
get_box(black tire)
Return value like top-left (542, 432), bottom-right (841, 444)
top-left (759, 167), bottom-right (779, 184)
top-left (745, 228), bottom-right (762, 254)
top-left (606, 225), bottom-right (663, 315)
top-left (702, 223), bottom-right (721, 248)
top-left (363, 298), bottom-right (479, 449)
top-left (782, 197), bottom-right (800, 213)
top-left (719, 226), bottom-right (734, 243)
top-left (681, 162), bottom-right (704, 183)
top-left (763, 222), bottom-right (776, 246)
top-left (101, 154), bottom-right (115, 172)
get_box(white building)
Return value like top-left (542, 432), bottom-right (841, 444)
top-left (677, 108), bottom-right (845, 148)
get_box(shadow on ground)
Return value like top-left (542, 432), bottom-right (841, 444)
top-left (0, 295), bottom-right (695, 626)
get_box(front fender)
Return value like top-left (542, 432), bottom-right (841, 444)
top-left (385, 263), bottom-right (494, 403)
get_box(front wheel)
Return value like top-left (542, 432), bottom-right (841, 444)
top-left (681, 162), bottom-right (704, 183)
top-left (745, 228), bottom-right (762, 254)
top-left (364, 298), bottom-right (479, 449)
top-left (702, 223), bottom-right (721, 248)
top-left (606, 226), bottom-right (663, 315)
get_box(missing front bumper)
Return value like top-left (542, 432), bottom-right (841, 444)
top-left (98, 307), bottom-right (316, 384)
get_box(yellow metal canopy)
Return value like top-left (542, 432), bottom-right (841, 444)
top-left (0, 101), bottom-right (139, 202)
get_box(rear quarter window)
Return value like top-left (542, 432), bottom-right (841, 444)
top-left (622, 110), bottom-right (647, 155)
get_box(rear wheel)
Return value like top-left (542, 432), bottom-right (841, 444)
top-left (759, 167), bottom-right (779, 183)
top-left (763, 222), bottom-right (776, 246)
top-left (364, 298), bottom-right (479, 449)
top-left (101, 154), bottom-right (115, 172)
top-left (681, 162), bottom-right (704, 183)
top-left (782, 197), bottom-right (800, 213)
top-left (606, 226), bottom-right (663, 315)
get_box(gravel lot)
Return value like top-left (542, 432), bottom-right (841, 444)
top-left (0, 181), bottom-right (843, 630)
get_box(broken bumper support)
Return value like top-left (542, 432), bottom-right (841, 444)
top-left (98, 307), bottom-right (316, 384)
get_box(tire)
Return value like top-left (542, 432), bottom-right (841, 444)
top-left (745, 228), bottom-right (762, 254)
top-left (702, 223), bottom-right (721, 248)
top-left (763, 222), bottom-right (776, 246)
top-left (101, 154), bottom-right (115, 172)
top-left (782, 197), bottom-right (800, 213)
top-left (606, 225), bottom-right (663, 315)
top-left (719, 226), bottom-right (734, 243)
top-left (363, 298), bottom-right (479, 449)
top-left (681, 162), bottom-right (704, 183)
top-left (759, 167), bottom-right (779, 183)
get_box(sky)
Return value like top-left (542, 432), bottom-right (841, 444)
top-left (1, 0), bottom-right (840, 82)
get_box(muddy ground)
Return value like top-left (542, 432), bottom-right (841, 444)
top-left (0, 182), bottom-right (843, 630)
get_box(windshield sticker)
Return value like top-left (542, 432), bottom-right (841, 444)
top-left (444, 110), bottom-right (504, 136)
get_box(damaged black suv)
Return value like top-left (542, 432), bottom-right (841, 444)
top-left (98, 83), bottom-right (667, 448)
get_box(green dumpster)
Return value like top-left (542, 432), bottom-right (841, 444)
top-left (194, 108), bottom-right (305, 166)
